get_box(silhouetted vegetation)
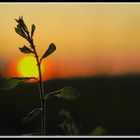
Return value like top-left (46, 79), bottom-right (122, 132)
top-left (0, 74), bottom-right (140, 135)
top-left (1, 16), bottom-right (80, 136)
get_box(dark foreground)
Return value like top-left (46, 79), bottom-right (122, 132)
top-left (0, 74), bottom-right (140, 136)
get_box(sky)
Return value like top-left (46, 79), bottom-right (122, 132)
top-left (1, 3), bottom-right (140, 79)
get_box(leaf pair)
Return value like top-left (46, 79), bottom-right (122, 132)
top-left (15, 17), bottom-right (36, 46)
top-left (1, 78), bottom-right (80, 125)
top-left (22, 86), bottom-right (80, 125)
top-left (15, 17), bottom-right (56, 58)
top-left (18, 43), bottom-right (56, 59)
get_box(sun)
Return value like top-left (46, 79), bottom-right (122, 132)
top-left (6, 55), bottom-right (55, 81)
top-left (17, 55), bottom-right (45, 79)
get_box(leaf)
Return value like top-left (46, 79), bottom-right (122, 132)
top-left (15, 27), bottom-right (27, 39)
top-left (90, 126), bottom-right (106, 135)
top-left (22, 108), bottom-right (42, 124)
top-left (19, 45), bottom-right (33, 54)
top-left (59, 109), bottom-right (80, 135)
top-left (15, 25), bottom-right (30, 43)
top-left (1, 77), bottom-right (33, 90)
top-left (40, 43), bottom-right (56, 61)
top-left (48, 86), bottom-right (80, 101)
top-left (59, 110), bottom-right (73, 122)
top-left (55, 86), bottom-right (80, 100)
top-left (31, 24), bottom-right (35, 39)
top-left (15, 16), bottom-right (29, 34)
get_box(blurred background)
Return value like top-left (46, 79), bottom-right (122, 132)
top-left (1, 3), bottom-right (140, 135)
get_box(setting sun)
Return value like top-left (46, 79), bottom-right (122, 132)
top-left (5, 55), bottom-right (55, 81)
top-left (17, 55), bottom-right (45, 78)
top-left (2, 3), bottom-right (140, 79)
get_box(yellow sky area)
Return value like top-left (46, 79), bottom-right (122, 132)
top-left (1, 3), bottom-right (140, 78)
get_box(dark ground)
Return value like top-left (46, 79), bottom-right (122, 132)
top-left (0, 74), bottom-right (140, 135)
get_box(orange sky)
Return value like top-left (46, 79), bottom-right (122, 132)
top-left (1, 3), bottom-right (140, 79)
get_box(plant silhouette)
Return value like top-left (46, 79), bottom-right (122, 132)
top-left (2, 16), bottom-right (80, 135)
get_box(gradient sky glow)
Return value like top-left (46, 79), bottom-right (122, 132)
top-left (1, 3), bottom-right (140, 79)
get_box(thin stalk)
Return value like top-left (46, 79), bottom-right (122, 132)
top-left (38, 62), bottom-right (46, 135)
top-left (15, 17), bottom-right (47, 135)
top-left (31, 42), bottom-right (46, 135)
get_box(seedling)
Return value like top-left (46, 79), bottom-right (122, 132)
top-left (2, 16), bottom-right (80, 135)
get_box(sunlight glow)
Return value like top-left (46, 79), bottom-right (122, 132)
top-left (17, 56), bottom-right (45, 78)
top-left (1, 4), bottom-right (140, 78)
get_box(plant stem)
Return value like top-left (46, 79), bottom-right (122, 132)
top-left (31, 43), bottom-right (46, 135)
top-left (38, 61), bottom-right (46, 135)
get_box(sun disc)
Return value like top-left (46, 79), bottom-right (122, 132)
top-left (17, 55), bottom-right (45, 78)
